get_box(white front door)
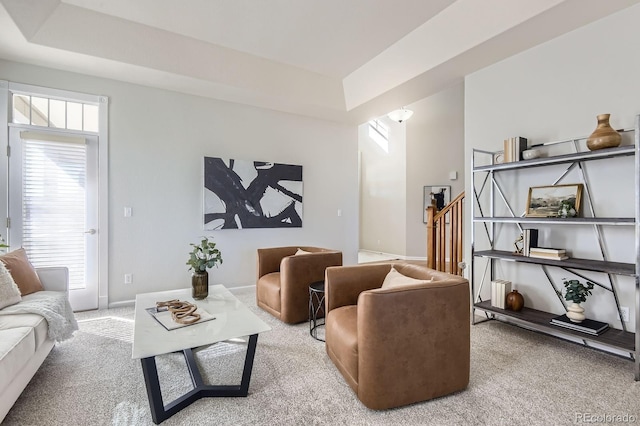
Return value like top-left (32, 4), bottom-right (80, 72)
top-left (8, 127), bottom-right (99, 311)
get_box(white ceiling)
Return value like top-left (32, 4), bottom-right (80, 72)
top-left (0, 0), bottom-right (638, 123)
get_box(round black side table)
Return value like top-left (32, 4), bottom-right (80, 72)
top-left (308, 280), bottom-right (325, 341)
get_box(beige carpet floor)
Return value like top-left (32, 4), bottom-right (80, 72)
top-left (4, 287), bottom-right (640, 425)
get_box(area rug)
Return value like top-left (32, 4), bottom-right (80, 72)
top-left (4, 287), bottom-right (640, 425)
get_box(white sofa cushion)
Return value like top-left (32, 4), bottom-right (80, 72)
top-left (0, 262), bottom-right (21, 310)
top-left (381, 266), bottom-right (432, 289)
top-left (0, 314), bottom-right (49, 349)
top-left (0, 327), bottom-right (36, 389)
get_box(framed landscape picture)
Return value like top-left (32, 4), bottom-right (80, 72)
top-left (525, 184), bottom-right (583, 217)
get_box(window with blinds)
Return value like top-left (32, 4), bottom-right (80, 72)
top-left (22, 138), bottom-right (87, 290)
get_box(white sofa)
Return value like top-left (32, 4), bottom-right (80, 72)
top-left (0, 267), bottom-right (69, 422)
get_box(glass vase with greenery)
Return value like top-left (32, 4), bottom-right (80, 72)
top-left (186, 237), bottom-right (222, 299)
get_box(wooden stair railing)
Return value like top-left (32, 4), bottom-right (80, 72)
top-left (426, 192), bottom-right (465, 275)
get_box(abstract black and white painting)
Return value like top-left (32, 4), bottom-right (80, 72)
top-left (203, 157), bottom-right (303, 229)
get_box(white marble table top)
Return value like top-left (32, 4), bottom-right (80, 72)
top-left (132, 285), bottom-right (271, 359)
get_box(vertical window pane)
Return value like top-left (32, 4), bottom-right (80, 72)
top-left (30, 97), bottom-right (49, 126)
top-left (22, 139), bottom-right (86, 290)
top-left (49, 99), bottom-right (66, 128)
top-left (12, 94), bottom-right (30, 124)
top-left (67, 102), bottom-right (83, 130)
top-left (83, 104), bottom-right (99, 132)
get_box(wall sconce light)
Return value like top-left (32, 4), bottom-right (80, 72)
top-left (387, 107), bottom-right (414, 123)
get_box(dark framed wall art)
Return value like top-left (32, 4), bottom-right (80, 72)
top-left (423, 185), bottom-right (451, 223)
top-left (203, 157), bottom-right (303, 229)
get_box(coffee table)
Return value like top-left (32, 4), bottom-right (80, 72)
top-left (132, 285), bottom-right (271, 424)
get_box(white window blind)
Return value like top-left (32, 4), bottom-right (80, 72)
top-left (22, 137), bottom-right (87, 290)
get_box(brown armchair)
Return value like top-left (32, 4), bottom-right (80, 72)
top-left (325, 261), bottom-right (469, 410)
top-left (256, 246), bottom-right (342, 324)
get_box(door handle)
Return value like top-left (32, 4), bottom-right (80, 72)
top-left (84, 229), bottom-right (97, 235)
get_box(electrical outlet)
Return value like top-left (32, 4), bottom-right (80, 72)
top-left (620, 306), bottom-right (629, 322)
top-left (124, 274), bottom-right (132, 284)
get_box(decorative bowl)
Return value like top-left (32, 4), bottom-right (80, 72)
top-left (522, 149), bottom-right (541, 160)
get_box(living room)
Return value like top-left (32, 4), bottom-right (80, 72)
top-left (1, 1), bottom-right (640, 424)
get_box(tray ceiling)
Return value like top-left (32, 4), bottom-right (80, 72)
top-left (0, 0), bottom-right (638, 123)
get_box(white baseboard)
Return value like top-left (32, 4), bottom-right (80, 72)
top-left (106, 284), bottom-right (256, 309)
top-left (359, 249), bottom-right (427, 261)
top-left (99, 295), bottom-right (109, 309)
top-left (227, 284), bottom-right (256, 292)
top-left (108, 300), bottom-right (134, 309)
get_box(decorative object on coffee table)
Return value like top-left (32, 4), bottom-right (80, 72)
top-left (186, 237), bottom-right (223, 300)
top-left (586, 113), bottom-right (621, 151)
top-left (156, 300), bottom-right (201, 324)
top-left (506, 290), bottom-right (524, 311)
top-left (560, 278), bottom-right (594, 323)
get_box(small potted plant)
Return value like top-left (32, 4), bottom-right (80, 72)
top-left (560, 278), bottom-right (594, 323)
top-left (558, 200), bottom-right (577, 218)
top-left (186, 237), bottom-right (223, 299)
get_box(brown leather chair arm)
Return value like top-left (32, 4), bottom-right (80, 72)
top-left (325, 263), bottom-right (392, 312)
top-left (256, 247), bottom-right (298, 279)
top-left (280, 251), bottom-right (342, 296)
top-left (279, 251), bottom-right (342, 323)
top-left (356, 279), bottom-right (470, 409)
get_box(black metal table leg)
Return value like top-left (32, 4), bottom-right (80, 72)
top-left (308, 281), bottom-right (326, 341)
top-left (140, 333), bottom-right (260, 424)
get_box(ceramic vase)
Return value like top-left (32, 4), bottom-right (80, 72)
top-left (566, 302), bottom-right (585, 323)
top-left (192, 270), bottom-right (208, 300)
top-left (586, 114), bottom-right (621, 151)
top-left (506, 290), bottom-right (525, 312)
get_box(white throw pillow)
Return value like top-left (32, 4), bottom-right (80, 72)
top-left (0, 260), bottom-right (22, 309)
top-left (295, 248), bottom-right (313, 255)
top-left (381, 266), bottom-right (431, 289)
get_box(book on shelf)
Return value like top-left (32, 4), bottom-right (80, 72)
top-left (490, 279), bottom-right (511, 309)
top-left (550, 314), bottom-right (609, 335)
top-left (529, 247), bottom-right (565, 254)
top-left (503, 136), bottom-right (528, 162)
top-left (529, 253), bottom-right (569, 260)
top-left (513, 137), bottom-right (527, 161)
top-left (503, 139), bottom-right (512, 162)
top-left (523, 229), bottom-right (539, 257)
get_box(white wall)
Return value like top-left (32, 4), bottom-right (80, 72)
top-left (358, 83), bottom-right (465, 258)
top-left (465, 4), bottom-right (640, 331)
top-left (0, 59), bottom-right (359, 305)
top-left (405, 82), bottom-right (465, 257)
top-left (358, 117), bottom-right (407, 255)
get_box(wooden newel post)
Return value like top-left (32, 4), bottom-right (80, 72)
top-left (426, 206), bottom-right (436, 269)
